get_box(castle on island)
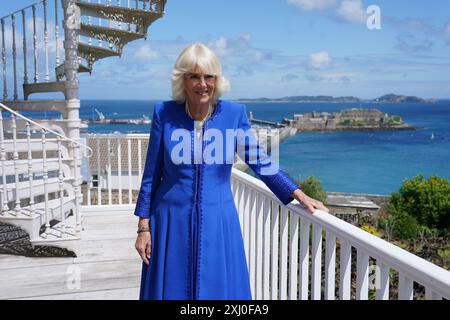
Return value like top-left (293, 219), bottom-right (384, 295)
top-left (282, 108), bottom-right (416, 131)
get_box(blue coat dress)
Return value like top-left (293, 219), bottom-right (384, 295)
top-left (134, 99), bottom-right (299, 300)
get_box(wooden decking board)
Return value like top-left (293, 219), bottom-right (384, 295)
top-left (0, 210), bottom-right (142, 300)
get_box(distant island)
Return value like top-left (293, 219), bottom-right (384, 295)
top-left (282, 108), bottom-right (416, 131)
top-left (237, 94), bottom-right (435, 103)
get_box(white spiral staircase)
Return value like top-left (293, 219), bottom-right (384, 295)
top-left (0, 0), bottom-right (167, 246)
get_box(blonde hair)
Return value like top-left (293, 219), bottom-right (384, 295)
top-left (172, 43), bottom-right (230, 103)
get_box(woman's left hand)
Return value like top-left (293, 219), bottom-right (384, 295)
top-left (291, 189), bottom-right (329, 214)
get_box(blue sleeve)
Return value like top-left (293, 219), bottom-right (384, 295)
top-left (236, 104), bottom-right (299, 205)
top-left (134, 103), bottom-right (164, 218)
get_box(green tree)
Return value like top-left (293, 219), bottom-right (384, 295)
top-left (294, 176), bottom-right (328, 204)
top-left (386, 174), bottom-right (450, 239)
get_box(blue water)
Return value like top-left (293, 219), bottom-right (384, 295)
top-left (21, 99), bottom-right (450, 195)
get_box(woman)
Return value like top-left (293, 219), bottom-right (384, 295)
top-left (134, 43), bottom-right (329, 300)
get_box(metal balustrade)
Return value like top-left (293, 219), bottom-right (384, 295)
top-left (0, 0), bottom-right (167, 100)
top-left (0, 102), bottom-right (92, 240)
top-left (0, 0), bottom-right (167, 245)
top-left (0, 0), bottom-right (64, 100)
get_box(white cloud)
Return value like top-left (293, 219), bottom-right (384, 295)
top-left (209, 33), bottom-right (252, 58)
top-left (336, 0), bottom-right (366, 24)
top-left (134, 44), bottom-right (161, 61)
top-left (308, 51), bottom-right (332, 69)
top-left (287, 0), bottom-right (336, 11)
top-left (213, 36), bottom-right (228, 56)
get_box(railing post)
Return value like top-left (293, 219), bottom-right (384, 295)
top-left (127, 0), bottom-right (131, 31)
top-left (32, 5), bottom-right (39, 84)
top-left (107, 0), bottom-right (113, 49)
top-left (11, 14), bottom-right (18, 100)
top-left (74, 141), bottom-right (82, 233)
top-left (311, 223), bottom-right (323, 300)
top-left (279, 206), bottom-right (289, 300)
top-left (98, 0), bottom-right (103, 47)
top-left (41, 129), bottom-right (50, 237)
top-left (376, 262), bottom-right (389, 300)
top-left (11, 114), bottom-right (20, 215)
top-left (356, 250), bottom-right (369, 300)
top-left (41, 0), bottom-right (49, 82)
top-left (117, 0), bottom-right (122, 29)
top-left (55, 0), bottom-right (60, 68)
top-left (107, 137), bottom-right (112, 204)
top-left (339, 240), bottom-right (352, 300)
top-left (325, 231), bottom-right (336, 300)
top-left (137, 138), bottom-right (142, 177)
top-left (96, 137), bottom-right (101, 204)
top-left (127, 137), bottom-right (132, 204)
top-left (117, 137), bottom-right (122, 204)
top-left (1, 18), bottom-right (7, 100)
top-left (57, 136), bottom-right (66, 237)
top-left (21, 10), bottom-right (28, 85)
top-left (299, 217), bottom-right (310, 300)
top-left (398, 273), bottom-right (414, 300)
top-left (255, 192), bottom-right (263, 299)
top-left (270, 201), bottom-right (280, 300)
top-left (0, 111), bottom-right (8, 213)
top-left (26, 121), bottom-right (34, 216)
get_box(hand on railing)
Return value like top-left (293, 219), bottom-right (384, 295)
top-left (291, 188), bottom-right (329, 214)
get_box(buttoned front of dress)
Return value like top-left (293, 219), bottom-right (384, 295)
top-left (134, 100), bottom-right (299, 300)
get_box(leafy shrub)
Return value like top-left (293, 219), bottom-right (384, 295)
top-left (391, 211), bottom-right (420, 239)
top-left (389, 174), bottom-right (450, 233)
top-left (384, 174), bottom-right (450, 239)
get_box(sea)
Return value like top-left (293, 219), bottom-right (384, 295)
top-left (22, 99), bottom-right (450, 196)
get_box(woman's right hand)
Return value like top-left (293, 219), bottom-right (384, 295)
top-left (135, 230), bottom-right (151, 266)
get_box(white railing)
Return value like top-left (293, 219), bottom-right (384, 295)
top-left (85, 129), bottom-right (275, 206)
top-left (85, 132), bottom-right (450, 300)
top-left (85, 133), bottom-right (148, 206)
top-left (0, 102), bottom-right (92, 240)
top-left (231, 168), bottom-right (450, 300)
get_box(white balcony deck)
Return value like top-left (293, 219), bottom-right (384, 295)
top-left (0, 205), bottom-right (141, 300)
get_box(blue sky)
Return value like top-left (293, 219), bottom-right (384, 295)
top-left (1, 0), bottom-right (450, 99)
